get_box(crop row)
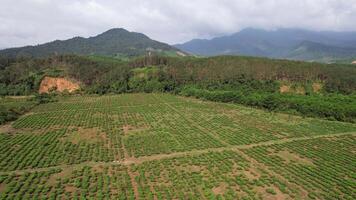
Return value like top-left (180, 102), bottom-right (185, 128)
top-left (0, 165), bottom-right (133, 200)
top-left (0, 129), bottom-right (115, 171)
top-left (243, 135), bottom-right (356, 200)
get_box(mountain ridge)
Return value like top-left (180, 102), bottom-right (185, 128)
top-left (0, 28), bottom-right (185, 58)
top-left (175, 28), bottom-right (356, 62)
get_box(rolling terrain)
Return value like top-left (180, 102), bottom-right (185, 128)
top-left (175, 28), bottom-right (356, 62)
top-left (0, 93), bottom-right (355, 199)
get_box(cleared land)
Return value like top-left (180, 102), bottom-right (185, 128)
top-left (0, 93), bottom-right (355, 199)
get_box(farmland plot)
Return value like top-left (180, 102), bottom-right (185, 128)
top-left (243, 135), bottom-right (356, 200)
top-left (0, 93), bottom-right (355, 199)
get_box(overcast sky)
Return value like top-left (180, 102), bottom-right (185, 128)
top-left (1, 0), bottom-right (356, 49)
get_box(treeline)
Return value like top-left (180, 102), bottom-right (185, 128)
top-left (131, 55), bottom-right (356, 94)
top-left (180, 86), bottom-right (356, 123)
top-left (2, 54), bottom-right (356, 95)
top-left (0, 55), bottom-right (133, 95)
top-left (1, 54), bottom-right (355, 122)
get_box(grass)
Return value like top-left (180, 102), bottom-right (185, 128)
top-left (0, 93), bottom-right (355, 199)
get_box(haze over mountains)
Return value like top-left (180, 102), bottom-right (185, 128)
top-left (175, 28), bottom-right (356, 62)
top-left (1, 27), bottom-right (356, 63)
top-left (0, 28), bottom-right (184, 58)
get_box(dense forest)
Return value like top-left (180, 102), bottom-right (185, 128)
top-left (0, 54), bottom-right (355, 122)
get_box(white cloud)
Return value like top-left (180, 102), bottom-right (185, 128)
top-left (0, 0), bottom-right (356, 48)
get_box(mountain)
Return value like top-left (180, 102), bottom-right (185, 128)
top-left (175, 28), bottom-right (356, 62)
top-left (287, 41), bottom-right (356, 62)
top-left (0, 28), bottom-right (185, 58)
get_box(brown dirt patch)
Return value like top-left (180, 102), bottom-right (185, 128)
top-left (63, 127), bottom-right (106, 144)
top-left (257, 186), bottom-right (290, 200)
top-left (279, 85), bottom-right (290, 93)
top-left (65, 185), bottom-right (78, 193)
top-left (48, 168), bottom-right (73, 185)
top-left (39, 76), bottom-right (80, 94)
top-left (212, 182), bottom-right (227, 196)
top-left (312, 83), bottom-right (322, 93)
top-left (280, 84), bottom-right (306, 95)
top-left (243, 167), bottom-right (260, 180)
top-left (275, 150), bottom-right (314, 166)
top-left (0, 183), bottom-right (6, 192)
top-left (0, 124), bottom-right (16, 134)
top-left (295, 86), bottom-right (305, 95)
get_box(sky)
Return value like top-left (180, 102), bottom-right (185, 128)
top-left (1, 0), bottom-right (356, 49)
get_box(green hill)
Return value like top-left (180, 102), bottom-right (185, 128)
top-left (0, 28), bottom-right (186, 58)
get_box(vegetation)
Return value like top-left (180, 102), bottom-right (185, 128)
top-left (180, 87), bottom-right (356, 122)
top-left (1, 29), bottom-right (355, 200)
top-left (0, 54), bottom-right (355, 123)
top-left (0, 94), bottom-right (56, 125)
top-left (0, 97), bottom-right (35, 125)
top-left (0, 28), bottom-right (181, 58)
top-left (0, 93), bottom-right (355, 199)
top-left (244, 134), bottom-right (356, 199)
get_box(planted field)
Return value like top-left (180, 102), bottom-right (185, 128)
top-left (0, 97), bottom-right (35, 110)
top-left (0, 93), bottom-right (355, 199)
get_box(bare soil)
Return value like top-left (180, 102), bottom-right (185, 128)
top-left (212, 182), bottom-right (227, 195)
top-left (257, 186), bottom-right (290, 200)
top-left (243, 167), bottom-right (260, 180)
top-left (295, 86), bottom-right (305, 95)
top-left (65, 185), bottom-right (78, 193)
top-left (274, 150), bottom-right (314, 166)
top-left (48, 168), bottom-right (73, 185)
top-left (279, 85), bottom-right (290, 93)
top-left (39, 76), bottom-right (80, 94)
top-left (0, 183), bottom-right (6, 192)
top-left (280, 85), bottom-right (305, 95)
top-left (0, 124), bottom-right (16, 134)
top-left (312, 83), bottom-right (322, 93)
top-left (64, 127), bottom-right (106, 144)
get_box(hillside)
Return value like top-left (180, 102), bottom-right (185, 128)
top-left (287, 41), bottom-right (356, 62)
top-left (175, 28), bottom-right (356, 62)
top-left (0, 28), bottom-right (185, 58)
top-left (0, 93), bottom-right (355, 199)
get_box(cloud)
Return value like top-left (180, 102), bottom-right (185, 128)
top-left (1, 0), bottom-right (356, 48)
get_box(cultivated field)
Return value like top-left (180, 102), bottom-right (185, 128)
top-left (0, 93), bottom-right (355, 199)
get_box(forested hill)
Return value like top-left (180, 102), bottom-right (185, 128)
top-left (0, 54), bottom-right (356, 122)
top-left (175, 28), bottom-right (356, 63)
top-left (0, 28), bottom-right (185, 58)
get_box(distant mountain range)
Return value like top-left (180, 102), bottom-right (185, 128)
top-left (2, 27), bottom-right (356, 63)
top-left (175, 28), bottom-right (356, 63)
top-left (0, 28), bottom-right (185, 58)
